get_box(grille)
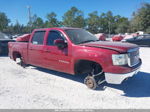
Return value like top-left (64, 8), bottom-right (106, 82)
top-left (128, 48), bottom-right (139, 67)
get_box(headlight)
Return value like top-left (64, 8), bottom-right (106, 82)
top-left (112, 54), bottom-right (128, 65)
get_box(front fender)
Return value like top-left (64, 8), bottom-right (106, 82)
top-left (72, 48), bottom-right (117, 73)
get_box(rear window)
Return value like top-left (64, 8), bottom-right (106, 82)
top-left (31, 31), bottom-right (45, 45)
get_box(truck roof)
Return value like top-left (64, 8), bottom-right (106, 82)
top-left (33, 27), bottom-right (81, 32)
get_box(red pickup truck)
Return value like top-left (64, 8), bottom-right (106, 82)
top-left (8, 27), bottom-right (142, 89)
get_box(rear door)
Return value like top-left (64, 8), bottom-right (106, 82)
top-left (43, 30), bottom-right (72, 73)
top-left (28, 31), bottom-right (46, 66)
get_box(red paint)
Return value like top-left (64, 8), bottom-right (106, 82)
top-left (95, 33), bottom-right (106, 41)
top-left (112, 35), bottom-right (124, 41)
top-left (8, 28), bottom-right (141, 75)
top-left (16, 34), bottom-right (31, 42)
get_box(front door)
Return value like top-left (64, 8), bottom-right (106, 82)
top-left (43, 30), bottom-right (72, 73)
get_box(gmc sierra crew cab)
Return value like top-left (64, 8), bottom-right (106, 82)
top-left (8, 27), bottom-right (142, 89)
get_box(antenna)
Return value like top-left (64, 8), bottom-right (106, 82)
top-left (26, 6), bottom-right (32, 32)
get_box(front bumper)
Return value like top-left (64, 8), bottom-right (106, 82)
top-left (105, 66), bottom-right (140, 84)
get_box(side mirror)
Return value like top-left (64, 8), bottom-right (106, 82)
top-left (54, 39), bottom-right (67, 49)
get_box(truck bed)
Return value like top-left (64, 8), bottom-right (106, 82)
top-left (8, 42), bottom-right (29, 62)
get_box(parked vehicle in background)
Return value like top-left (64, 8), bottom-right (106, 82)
top-left (9, 27), bottom-right (142, 89)
top-left (95, 33), bottom-right (106, 41)
top-left (12, 34), bottom-right (22, 39)
top-left (122, 34), bottom-right (150, 47)
top-left (123, 33), bottom-right (139, 40)
top-left (0, 32), bottom-right (15, 55)
top-left (112, 35), bottom-right (124, 41)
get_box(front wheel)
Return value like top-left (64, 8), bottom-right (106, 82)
top-left (84, 63), bottom-right (105, 90)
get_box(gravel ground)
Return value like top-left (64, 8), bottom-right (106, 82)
top-left (0, 47), bottom-right (150, 109)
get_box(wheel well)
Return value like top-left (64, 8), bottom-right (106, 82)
top-left (12, 52), bottom-right (21, 61)
top-left (74, 60), bottom-right (102, 74)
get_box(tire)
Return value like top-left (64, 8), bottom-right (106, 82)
top-left (84, 76), bottom-right (97, 90)
top-left (20, 59), bottom-right (27, 68)
top-left (16, 57), bottom-right (27, 68)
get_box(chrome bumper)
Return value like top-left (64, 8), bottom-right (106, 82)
top-left (105, 67), bottom-right (140, 84)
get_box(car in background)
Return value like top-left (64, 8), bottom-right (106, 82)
top-left (123, 33), bottom-right (140, 40)
top-left (122, 34), bottom-right (150, 47)
top-left (0, 32), bottom-right (15, 55)
top-left (95, 33), bottom-right (106, 41)
top-left (12, 34), bottom-right (22, 39)
top-left (112, 35), bottom-right (124, 41)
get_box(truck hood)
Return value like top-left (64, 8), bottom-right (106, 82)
top-left (80, 41), bottom-right (138, 53)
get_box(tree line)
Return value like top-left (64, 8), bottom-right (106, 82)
top-left (0, 2), bottom-right (150, 35)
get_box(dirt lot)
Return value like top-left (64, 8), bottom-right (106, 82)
top-left (0, 47), bottom-right (150, 109)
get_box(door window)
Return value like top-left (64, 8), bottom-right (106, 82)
top-left (47, 31), bottom-right (64, 46)
top-left (31, 31), bottom-right (45, 45)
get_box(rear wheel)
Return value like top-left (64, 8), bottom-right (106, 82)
top-left (16, 57), bottom-right (27, 68)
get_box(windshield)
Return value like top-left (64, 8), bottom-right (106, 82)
top-left (65, 29), bottom-right (99, 44)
